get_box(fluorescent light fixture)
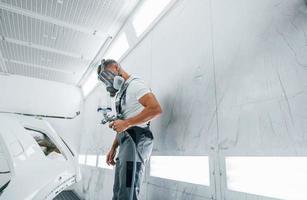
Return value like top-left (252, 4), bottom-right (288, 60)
top-left (132, 0), bottom-right (172, 37)
top-left (81, 70), bottom-right (99, 97)
top-left (226, 156), bottom-right (307, 200)
top-left (105, 33), bottom-right (129, 61)
top-left (97, 155), bottom-right (114, 170)
top-left (78, 154), bottom-right (86, 165)
top-left (85, 155), bottom-right (97, 167)
top-left (150, 156), bottom-right (210, 186)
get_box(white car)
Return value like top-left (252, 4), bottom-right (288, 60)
top-left (0, 114), bottom-right (81, 200)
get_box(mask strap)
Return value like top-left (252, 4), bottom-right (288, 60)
top-left (117, 63), bottom-right (122, 77)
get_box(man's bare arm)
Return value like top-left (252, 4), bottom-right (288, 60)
top-left (106, 138), bottom-right (119, 165)
top-left (110, 93), bottom-right (162, 133)
top-left (126, 93), bottom-right (162, 127)
top-left (111, 137), bottom-right (119, 150)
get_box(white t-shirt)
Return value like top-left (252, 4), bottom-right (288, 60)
top-left (116, 75), bottom-right (151, 127)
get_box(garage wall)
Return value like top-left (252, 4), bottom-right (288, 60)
top-left (75, 84), bottom-right (117, 200)
top-left (0, 74), bottom-right (83, 151)
top-left (214, 0), bottom-right (307, 155)
top-left (212, 0), bottom-right (307, 199)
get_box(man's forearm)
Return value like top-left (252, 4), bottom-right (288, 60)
top-left (111, 137), bottom-right (119, 150)
top-left (126, 107), bottom-right (161, 127)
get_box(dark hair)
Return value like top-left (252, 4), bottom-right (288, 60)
top-left (97, 59), bottom-right (118, 74)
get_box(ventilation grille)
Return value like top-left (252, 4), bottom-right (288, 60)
top-left (0, 0), bottom-right (139, 84)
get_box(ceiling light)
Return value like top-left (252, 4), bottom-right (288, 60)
top-left (132, 0), bottom-right (172, 37)
top-left (104, 33), bottom-right (129, 60)
top-left (226, 156), bottom-right (307, 200)
top-left (150, 156), bottom-right (210, 186)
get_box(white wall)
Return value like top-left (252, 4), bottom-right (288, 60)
top-left (213, 0), bottom-right (307, 199)
top-left (75, 84), bottom-right (116, 200)
top-left (0, 74), bottom-right (83, 151)
top-left (76, 0), bottom-right (307, 199)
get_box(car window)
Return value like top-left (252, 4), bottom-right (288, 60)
top-left (24, 128), bottom-right (67, 161)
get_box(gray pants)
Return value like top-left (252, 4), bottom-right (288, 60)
top-left (112, 130), bottom-right (153, 200)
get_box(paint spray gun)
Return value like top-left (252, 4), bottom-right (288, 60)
top-left (97, 91), bottom-right (123, 124)
top-left (97, 107), bottom-right (123, 124)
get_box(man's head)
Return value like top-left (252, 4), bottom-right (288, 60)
top-left (97, 59), bottom-right (121, 76)
top-left (97, 59), bottom-right (125, 97)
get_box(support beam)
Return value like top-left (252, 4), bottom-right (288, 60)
top-left (2, 58), bottom-right (74, 74)
top-left (0, 2), bottom-right (104, 37)
top-left (3, 36), bottom-right (91, 61)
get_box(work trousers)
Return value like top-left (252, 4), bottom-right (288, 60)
top-left (112, 127), bottom-right (153, 200)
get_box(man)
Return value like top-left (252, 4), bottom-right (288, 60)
top-left (97, 59), bottom-right (162, 200)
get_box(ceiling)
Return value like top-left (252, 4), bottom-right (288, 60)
top-left (0, 0), bottom-right (140, 85)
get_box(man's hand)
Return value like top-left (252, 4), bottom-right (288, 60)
top-left (109, 120), bottom-right (131, 133)
top-left (106, 148), bottom-right (117, 166)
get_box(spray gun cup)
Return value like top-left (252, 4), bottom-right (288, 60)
top-left (97, 107), bottom-right (112, 113)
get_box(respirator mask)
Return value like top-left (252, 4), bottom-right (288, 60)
top-left (98, 59), bottom-right (125, 97)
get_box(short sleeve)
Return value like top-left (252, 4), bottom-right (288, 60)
top-left (130, 80), bottom-right (151, 100)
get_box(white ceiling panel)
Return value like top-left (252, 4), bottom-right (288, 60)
top-left (0, 9), bottom-right (102, 59)
top-left (6, 61), bottom-right (77, 84)
top-left (0, 0), bottom-right (140, 84)
top-left (0, 40), bottom-right (88, 71)
top-left (0, 0), bottom-right (135, 30)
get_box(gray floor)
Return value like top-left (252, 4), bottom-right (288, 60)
top-left (54, 191), bottom-right (81, 200)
